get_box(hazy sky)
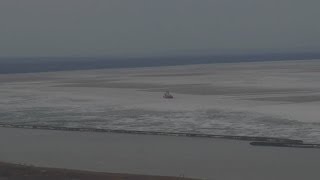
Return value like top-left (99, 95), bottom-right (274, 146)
top-left (0, 0), bottom-right (319, 57)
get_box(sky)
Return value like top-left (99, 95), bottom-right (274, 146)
top-left (0, 0), bottom-right (319, 57)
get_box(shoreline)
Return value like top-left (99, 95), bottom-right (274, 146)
top-left (1, 124), bottom-right (320, 149)
top-left (1, 56), bottom-right (318, 75)
top-left (0, 123), bottom-right (304, 143)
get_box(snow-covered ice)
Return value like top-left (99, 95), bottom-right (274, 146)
top-left (0, 60), bottom-right (320, 142)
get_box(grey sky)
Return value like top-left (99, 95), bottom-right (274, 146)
top-left (0, 0), bottom-right (319, 57)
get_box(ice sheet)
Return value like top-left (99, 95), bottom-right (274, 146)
top-left (0, 60), bottom-right (319, 142)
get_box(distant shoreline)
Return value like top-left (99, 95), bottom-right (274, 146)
top-left (0, 53), bottom-right (319, 74)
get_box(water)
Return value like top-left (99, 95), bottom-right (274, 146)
top-left (0, 127), bottom-right (319, 180)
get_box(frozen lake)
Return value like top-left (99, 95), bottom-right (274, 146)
top-left (0, 60), bottom-right (320, 142)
